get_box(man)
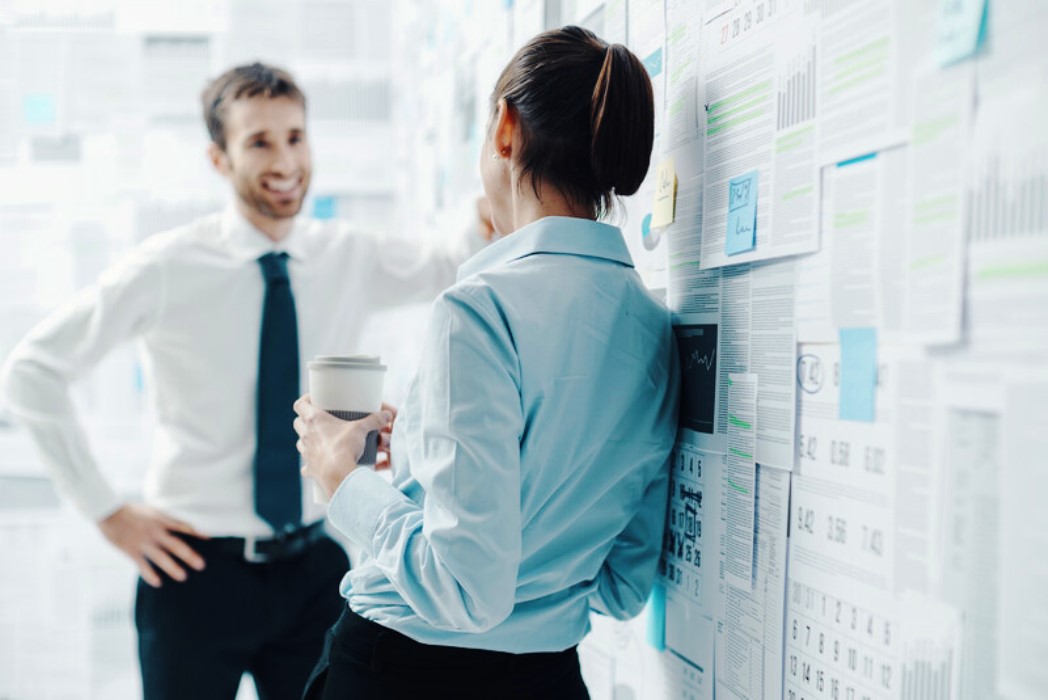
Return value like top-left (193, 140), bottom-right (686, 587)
top-left (0, 63), bottom-right (486, 699)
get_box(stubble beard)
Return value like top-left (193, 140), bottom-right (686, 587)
top-left (233, 169), bottom-right (309, 221)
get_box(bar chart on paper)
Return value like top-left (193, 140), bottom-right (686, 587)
top-left (968, 142), bottom-right (1048, 242)
top-left (967, 91), bottom-right (1048, 242)
top-left (777, 45), bottom-right (815, 130)
top-left (899, 645), bottom-right (956, 700)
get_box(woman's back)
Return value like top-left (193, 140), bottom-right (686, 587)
top-left (341, 215), bottom-right (679, 653)
top-left (468, 218), bottom-right (678, 593)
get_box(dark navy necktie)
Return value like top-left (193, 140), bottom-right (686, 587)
top-left (254, 252), bottom-right (301, 532)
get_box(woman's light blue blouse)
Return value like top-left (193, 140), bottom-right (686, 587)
top-left (327, 216), bottom-right (680, 652)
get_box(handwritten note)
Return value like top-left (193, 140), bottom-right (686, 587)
top-left (726, 170), bottom-right (759, 255)
top-left (936, 0), bottom-right (988, 66)
top-left (652, 158), bottom-right (677, 228)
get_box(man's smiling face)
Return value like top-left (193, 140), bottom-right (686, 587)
top-left (216, 95), bottom-right (312, 222)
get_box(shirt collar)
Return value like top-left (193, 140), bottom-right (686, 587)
top-left (456, 216), bottom-right (634, 282)
top-left (219, 205), bottom-right (309, 262)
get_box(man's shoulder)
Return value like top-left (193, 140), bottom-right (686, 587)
top-left (125, 210), bottom-right (224, 265)
top-left (136, 211), bottom-right (224, 260)
top-left (297, 217), bottom-right (379, 256)
top-left (300, 217), bottom-right (375, 242)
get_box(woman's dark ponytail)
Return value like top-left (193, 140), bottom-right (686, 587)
top-left (590, 44), bottom-right (655, 202)
top-left (491, 26), bottom-right (655, 218)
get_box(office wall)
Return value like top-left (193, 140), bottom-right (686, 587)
top-left (2, 1), bottom-right (1046, 698)
top-left (399, 1), bottom-right (1048, 699)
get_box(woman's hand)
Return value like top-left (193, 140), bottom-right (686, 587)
top-left (293, 394), bottom-right (393, 499)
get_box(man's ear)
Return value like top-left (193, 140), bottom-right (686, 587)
top-left (208, 142), bottom-right (231, 177)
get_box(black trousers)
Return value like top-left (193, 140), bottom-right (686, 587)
top-left (135, 534), bottom-right (348, 700)
top-left (303, 607), bottom-right (591, 700)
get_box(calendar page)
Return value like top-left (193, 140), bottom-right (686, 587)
top-left (659, 442), bottom-right (722, 618)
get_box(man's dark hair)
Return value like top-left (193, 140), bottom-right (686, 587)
top-left (201, 62), bottom-right (307, 151)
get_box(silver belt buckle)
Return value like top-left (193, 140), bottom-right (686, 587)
top-left (243, 535), bottom-right (270, 564)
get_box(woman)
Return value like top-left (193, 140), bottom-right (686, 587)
top-left (293, 25), bottom-right (680, 699)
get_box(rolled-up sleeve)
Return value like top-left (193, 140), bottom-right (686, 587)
top-left (328, 285), bottom-right (523, 633)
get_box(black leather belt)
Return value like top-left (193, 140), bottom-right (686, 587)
top-left (211, 521), bottom-right (326, 564)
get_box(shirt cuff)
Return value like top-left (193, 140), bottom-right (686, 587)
top-left (327, 467), bottom-right (405, 554)
top-left (74, 471), bottom-right (123, 522)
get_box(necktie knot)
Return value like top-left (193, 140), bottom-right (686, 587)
top-left (258, 252), bottom-right (290, 284)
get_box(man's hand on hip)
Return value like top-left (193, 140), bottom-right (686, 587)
top-left (98, 504), bottom-right (208, 587)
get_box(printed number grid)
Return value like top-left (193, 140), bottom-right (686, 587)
top-left (785, 581), bottom-right (899, 700)
top-left (659, 445), bottom-right (706, 602)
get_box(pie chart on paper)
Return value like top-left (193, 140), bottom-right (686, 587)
top-left (641, 212), bottom-right (661, 251)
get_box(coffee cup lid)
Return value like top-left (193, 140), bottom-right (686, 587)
top-left (309, 354), bottom-right (386, 371)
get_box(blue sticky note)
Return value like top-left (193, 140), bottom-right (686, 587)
top-left (23, 93), bottom-right (57, 126)
top-left (936, 0), bottom-right (988, 66)
top-left (313, 195), bottom-right (337, 220)
top-left (726, 170), bottom-right (759, 255)
top-left (839, 327), bottom-right (877, 422)
top-left (645, 582), bottom-right (666, 651)
top-left (643, 47), bottom-right (663, 79)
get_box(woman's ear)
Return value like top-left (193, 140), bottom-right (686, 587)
top-left (493, 98), bottom-right (516, 159)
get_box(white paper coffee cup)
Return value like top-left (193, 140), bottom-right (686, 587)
top-left (307, 355), bottom-right (387, 503)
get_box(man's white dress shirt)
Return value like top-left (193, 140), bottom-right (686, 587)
top-left (1, 207), bottom-right (472, 537)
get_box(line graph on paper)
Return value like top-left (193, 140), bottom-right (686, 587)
top-left (675, 324), bottom-right (719, 434)
top-left (686, 347), bottom-right (717, 372)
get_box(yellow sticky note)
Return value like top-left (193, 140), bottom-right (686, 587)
top-left (652, 158), bottom-right (677, 228)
